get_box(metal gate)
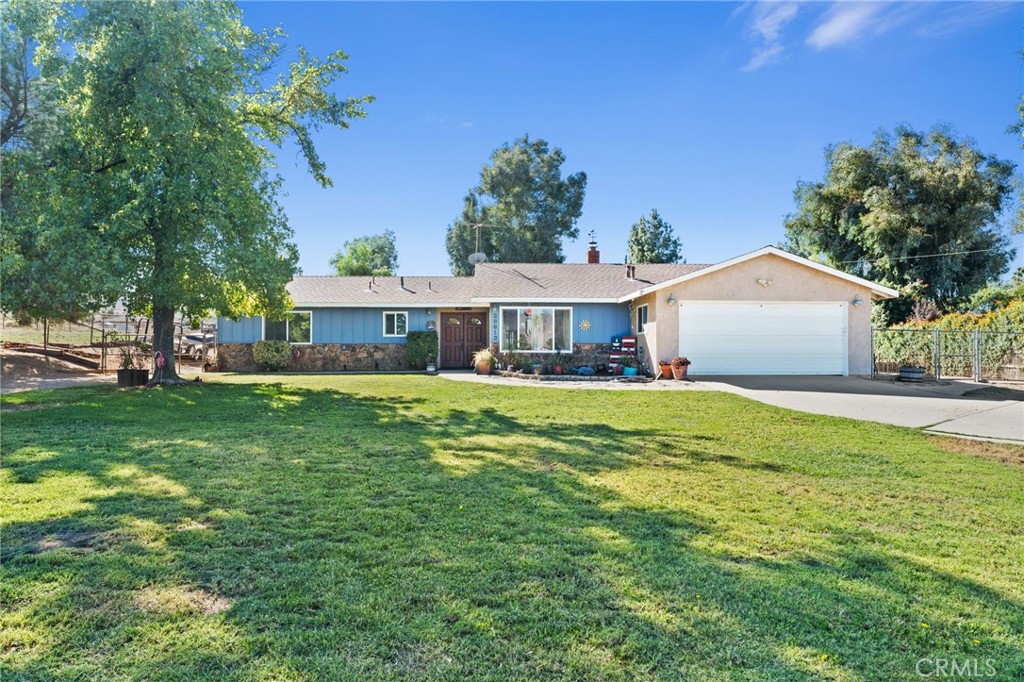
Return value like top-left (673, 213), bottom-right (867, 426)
top-left (872, 328), bottom-right (1024, 382)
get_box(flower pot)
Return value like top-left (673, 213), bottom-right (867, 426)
top-left (659, 362), bottom-right (673, 380)
top-left (475, 361), bottom-right (491, 375)
top-left (133, 369), bottom-right (150, 386)
top-left (425, 363), bottom-right (436, 373)
top-left (117, 369), bottom-right (134, 387)
top-left (899, 366), bottom-right (925, 382)
top-left (671, 365), bottom-right (689, 380)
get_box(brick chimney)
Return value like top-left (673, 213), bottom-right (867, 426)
top-left (625, 264), bottom-right (636, 280)
top-left (587, 240), bottom-right (600, 264)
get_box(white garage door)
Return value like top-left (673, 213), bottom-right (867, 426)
top-left (678, 302), bottom-right (848, 375)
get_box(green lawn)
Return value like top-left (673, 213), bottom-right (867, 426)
top-left (2, 375), bottom-right (1022, 681)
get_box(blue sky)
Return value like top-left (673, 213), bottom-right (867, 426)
top-left (238, 1), bottom-right (1024, 276)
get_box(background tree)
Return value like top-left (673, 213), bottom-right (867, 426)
top-left (330, 230), bottom-right (398, 276)
top-left (784, 126), bottom-right (1015, 324)
top-left (626, 209), bottom-right (682, 264)
top-left (4, 1), bottom-right (372, 383)
top-left (0, 0), bottom-right (86, 324)
top-left (446, 135), bottom-right (586, 275)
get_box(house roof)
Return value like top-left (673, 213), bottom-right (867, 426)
top-left (617, 246), bottom-right (900, 302)
top-left (470, 262), bottom-right (709, 302)
top-left (287, 275), bottom-right (475, 307)
top-left (283, 247), bottom-right (898, 308)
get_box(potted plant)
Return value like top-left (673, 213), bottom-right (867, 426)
top-left (658, 359), bottom-right (673, 380)
top-left (670, 356), bottom-right (691, 380)
top-left (621, 356), bottom-right (639, 377)
top-left (472, 348), bottom-right (494, 375)
top-left (425, 354), bottom-right (436, 373)
top-left (117, 345), bottom-right (135, 387)
top-left (134, 342), bottom-right (151, 386)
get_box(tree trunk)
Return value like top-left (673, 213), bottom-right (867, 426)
top-left (148, 305), bottom-right (185, 385)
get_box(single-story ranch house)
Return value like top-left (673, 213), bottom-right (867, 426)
top-left (217, 245), bottom-right (898, 375)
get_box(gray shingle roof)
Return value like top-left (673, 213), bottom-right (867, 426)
top-left (287, 276), bottom-right (475, 306)
top-left (470, 262), bottom-right (710, 301)
top-left (285, 263), bottom-right (710, 306)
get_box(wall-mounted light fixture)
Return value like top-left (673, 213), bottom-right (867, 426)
top-left (851, 296), bottom-right (864, 307)
top-left (425, 308), bottom-right (433, 315)
top-left (667, 293), bottom-right (677, 306)
top-left (756, 278), bottom-right (772, 288)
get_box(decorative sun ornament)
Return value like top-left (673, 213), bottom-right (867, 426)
top-left (579, 320), bottom-right (591, 331)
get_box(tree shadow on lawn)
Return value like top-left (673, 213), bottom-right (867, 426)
top-left (2, 381), bottom-right (1022, 681)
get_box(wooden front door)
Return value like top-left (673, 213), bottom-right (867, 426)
top-left (440, 312), bottom-right (488, 369)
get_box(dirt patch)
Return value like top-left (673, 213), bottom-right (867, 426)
top-left (929, 436), bottom-right (1024, 467)
top-left (2, 530), bottom-right (103, 561)
top-left (134, 585), bottom-right (231, 616)
top-left (1, 349), bottom-right (114, 393)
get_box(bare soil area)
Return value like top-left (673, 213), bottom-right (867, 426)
top-left (1, 349), bottom-right (115, 393)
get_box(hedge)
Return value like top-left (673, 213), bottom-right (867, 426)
top-left (405, 330), bottom-right (438, 370)
top-left (252, 340), bottom-right (293, 371)
top-left (873, 301), bottom-right (1023, 375)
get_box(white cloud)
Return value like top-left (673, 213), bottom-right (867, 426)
top-left (916, 2), bottom-right (1019, 39)
top-left (460, 120), bottom-right (475, 129)
top-left (807, 2), bottom-right (888, 50)
top-left (740, 1), bottom-right (799, 72)
top-left (741, 43), bottom-right (785, 72)
top-left (750, 1), bottom-right (799, 42)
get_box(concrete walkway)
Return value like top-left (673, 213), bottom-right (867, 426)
top-left (439, 372), bottom-right (1024, 444)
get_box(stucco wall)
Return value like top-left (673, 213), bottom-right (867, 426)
top-left (649, 254), bottom-right (876, 375)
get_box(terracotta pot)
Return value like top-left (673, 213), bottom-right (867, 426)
top-left (475, 361), bottom-right (491, 375)
top-left (659, 362), bottom-right (673, 380)
top-left (671, 364), bottom-right (689, 380)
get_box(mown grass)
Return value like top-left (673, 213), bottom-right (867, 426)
top-left (2, 375), bottom-right (1022, 681)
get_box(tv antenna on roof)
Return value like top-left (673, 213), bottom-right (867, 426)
top-left (467, 222), bottom-right (503, 268)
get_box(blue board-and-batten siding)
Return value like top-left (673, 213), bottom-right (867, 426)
top-left (487, 302), bottom-right (630, 346)
top-left (217, 308), bottom-right (435, 345)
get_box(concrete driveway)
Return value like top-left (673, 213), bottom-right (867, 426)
top-left (696, 376), bottom-right (1024, 444)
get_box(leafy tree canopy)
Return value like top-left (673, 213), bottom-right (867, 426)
top-left (0, 0), bottom-right (372, 382)
top-left (446, 135), bottom-right (586, 275)
top-left (965, 268), bottom-right (1024, 314)
top-left (626, 209), bottom-right (682, 264)
top-left (784, 126), bottom-right (1016, 323)
top-left (330, 230), bottom-right (398, 276)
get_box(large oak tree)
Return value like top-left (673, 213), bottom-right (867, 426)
top-left (784, 126), bottom-right (1015, 323)
top-left (2, 0), bottom-right (372, 383)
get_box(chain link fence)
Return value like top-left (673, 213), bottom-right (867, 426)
top-left (873, 328), bottom-right (1024, 382)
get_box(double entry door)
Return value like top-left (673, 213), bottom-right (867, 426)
top-left (440, 312), bottom-right (488, 369)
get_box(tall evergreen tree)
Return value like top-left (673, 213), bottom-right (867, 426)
top-left (446, 135), bottom-right (586, 275)
top-left (626, 209), bottom-right (682, 264)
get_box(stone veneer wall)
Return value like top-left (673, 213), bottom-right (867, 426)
top-left (493, 343), bottom-right (614, 370)
top-left (218, 343), bottom-right (411, 372)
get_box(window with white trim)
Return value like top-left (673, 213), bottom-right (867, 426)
top-left (499, 307), bottom-right (572, 352)
top-left (383, 311), bottom-right (408, 337)
top-left (636, 304), bottom-right (649, 334)
top-left (264, 311), bottom-right (312, 344)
